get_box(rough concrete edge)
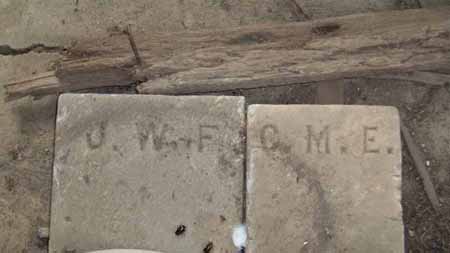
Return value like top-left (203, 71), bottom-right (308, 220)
top-left (49, 93), bottom-right (67, 253)
top-left (244, 104), bottom-right (257, 253)
top-left (244, 103), bottom-right (403, 253)
top-left (390, 106), bottom-right (405, 253)
top-left (57, 93), bottom-right (245, 98)
top-left (247, 104), bottom-right (401, 110)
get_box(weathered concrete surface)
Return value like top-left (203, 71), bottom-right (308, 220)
top-left (246, 105), bottom-right (403, 253)
top-left (50, 94), bottom-right (245, 253)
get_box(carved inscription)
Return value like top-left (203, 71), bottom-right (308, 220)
top-left (85, 120), bottom-right (220, 153)
top-left (86, 121), bottom-right (107, 149)
top-left (306, 125), bottom-right (330, 154)
top-left (199, 125), bottom-right (219, 152)
top-left (135, 122), bottom-right (176, 151)
top-left (363, 126), bottom-right (380, 154)
top-left (260, 124), bottom-right (280, 151)
top-left (259, 124), bottom-right (394, 155)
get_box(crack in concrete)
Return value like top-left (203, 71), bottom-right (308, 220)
top-left (0, 44), bottom-right (63, 56)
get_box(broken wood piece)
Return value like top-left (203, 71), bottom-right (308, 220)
top-left (287, 0), bottom-right (311, 21)
top-left (3, 7), bottom-right (450, 101)
top-left (125, 25), bottom-right (143, 66)
top-left (370, 71), bottom-right (450, 86)
top-left (4, 71), bottom-right (60, 101)
top-left (4, 67), bottom-right (133, 101)
top-left (400, 122), bottom-right (441, 212)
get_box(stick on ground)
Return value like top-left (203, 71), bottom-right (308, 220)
top-left (401, 122), bottom-right (441, 212)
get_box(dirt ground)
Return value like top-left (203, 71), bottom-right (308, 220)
top-left (1, 0), bottom-right (449, 252)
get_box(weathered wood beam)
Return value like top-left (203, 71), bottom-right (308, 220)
top-left (3, 7), bottom-right (450, 101)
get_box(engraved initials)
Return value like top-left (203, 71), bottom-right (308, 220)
top-left (260, 124), bottom-right (280, 151)
top-left (136, 122), bottom-right (171, 151)
top-left (199, 125), bottom-right (219, 152)
top-left (363, 126), bottom-right (380, 153)
top-left (306, 125), bottom-right (330, 154)
top-left (86, 121), bottom-right (107, 149)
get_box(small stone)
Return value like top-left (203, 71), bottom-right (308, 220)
top-left (232, 224), bottom-right (247, 249)
top-left (175, 225), bottom-right (186, 236)
top-left (37, 227), bottom-right (49, 239)
top-left (425, 160), bottom-right (431, 167)
top-left (203, 242), bottom-right (214, 253)
top-left (408, 230), bottom-right (415, 237)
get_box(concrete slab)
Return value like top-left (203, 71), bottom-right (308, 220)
top-left (246, 105), bottom-right (403, 253)
top-left (50, 94), bottom-right (245, 253)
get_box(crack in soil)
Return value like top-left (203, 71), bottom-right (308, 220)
top-left (0, 44), bottom-right (63, 56)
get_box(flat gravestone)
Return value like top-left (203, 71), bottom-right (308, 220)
top-left (247, 105), bottom-right (403, 253)
top-left (50, 94), bottom-right (245, 253)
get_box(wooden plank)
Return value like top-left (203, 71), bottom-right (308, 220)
top-left (371, 71), bottom-right (450, 86)
top-left (3, 7), bottom-right (450, 101)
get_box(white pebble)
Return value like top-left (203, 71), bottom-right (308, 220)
top-left (232, 224), bottom-right (247, 249)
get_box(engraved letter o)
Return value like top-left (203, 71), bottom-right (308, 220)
top-left (260, 124), bottom-right (280, 151)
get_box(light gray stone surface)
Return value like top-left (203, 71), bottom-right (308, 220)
top-left (246, 105), bottom-right (403, 253)
top-left (50, 94), bottom-right (245, 253)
